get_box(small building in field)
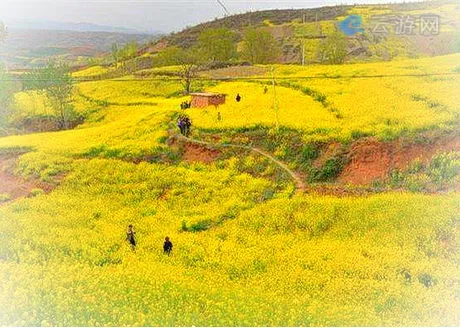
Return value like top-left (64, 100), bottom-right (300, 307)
top-left (190, 93), bottom-right (226, 108)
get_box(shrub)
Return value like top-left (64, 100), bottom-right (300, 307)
top-left (181, 219), bottom-right (213, 232)
top-left (29, 188), bottom-right (44, 197)
top-left (429, 152), bottom-right (460, 184)
top-left (418, 273), bottom-right (437, 288)
top-left (0, 193), bottom-right (11, 202)
top-left (405, 174), bottom-right (430, 192)
top-left (301, 144), bottom-right (320, 162)
top-left (309, 156), bottom-right (346, 182)
top-left (189, 220), bottom-right (212, 232)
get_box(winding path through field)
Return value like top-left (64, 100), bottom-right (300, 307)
top-left (174, 134), bottom-right (306, 193)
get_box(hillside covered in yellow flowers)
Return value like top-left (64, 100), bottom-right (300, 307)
top-left (0, 48), bottom-right (459, 326)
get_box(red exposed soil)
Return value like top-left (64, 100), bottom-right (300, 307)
top-left (142, 40), bottom-right (169, 54)
top-left (0, 153), bottom-right (56, 205)
top-left (169, 131), bottom-right (459, 195)
top-left (182, 143), bottom-right (221, 164)
top-left (69, 46), bottom-right (95, 56)
top-left (338, 134), bottom-right (460, 185)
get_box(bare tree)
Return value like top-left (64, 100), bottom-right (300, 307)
top-left (0, 22), bottom-right (7, 45)
top-left (155, 46), bottom-right (202, 94)
top-left (178, 50), bottom-right (201, 94)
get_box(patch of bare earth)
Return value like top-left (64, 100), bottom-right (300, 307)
top-left (200, 66), bottom-right (269, 79)
top-left (168, 134), bottom-right (222, 164)
top-left (182, 143), bottom-right (221, 164)
top-left (0, 153), bottom-right (57, 205)
top-left (169, 131), bottom-right (459, 196)
top-left (338, 134), bottom-right (460, 185)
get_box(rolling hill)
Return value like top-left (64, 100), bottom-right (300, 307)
top-left (143, 0), bottom-right (460, 63)
top-left (0, 28), bottom-right (159, 69)
top-left (1, 48), bottom-right (459, 325)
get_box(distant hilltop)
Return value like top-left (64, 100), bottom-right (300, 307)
top-left (5, 19), bottom-right (162, 35)
top-left (142, 0), bottom-right (460, 64)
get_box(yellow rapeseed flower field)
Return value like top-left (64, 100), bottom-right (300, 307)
top-left (185, 54), bottom-right (460, 141)
top-left (0, 54), bottom-right (458, 326)
top-left (72, 66), bottom-right (110, 78)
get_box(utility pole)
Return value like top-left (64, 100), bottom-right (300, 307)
top-left (271, 66), bottom-right (280, 130)
top-left (317, 13), bottom-right (323, 36)
top-left (298, 11), bottom-right (326, 65)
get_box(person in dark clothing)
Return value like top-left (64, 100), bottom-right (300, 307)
top-left (126, 225), bottom-right (136, 251)
top-left (236, 93), bottom-right (241, 102)
top-left (177, 115), bottom-right (192, 136)
top-left (180, 101), bottom-right (191, 110)
top-left (163, 236), bottom-right (173, 255)
top-left (177, 117), bottom-right (185, 135)
top-left (184, 117), bottom-right (192, 137)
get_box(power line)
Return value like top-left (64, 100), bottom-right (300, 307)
top-left (216, 0), bottom-right (230, 16)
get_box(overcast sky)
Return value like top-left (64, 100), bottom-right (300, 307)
top-left (0, 0), bottom-right (419, 33)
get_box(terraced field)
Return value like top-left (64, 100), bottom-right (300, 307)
top-left (0, 54), bottom-right (459, 326)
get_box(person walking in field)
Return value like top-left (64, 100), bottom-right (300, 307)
top-left (182, 117), bottom-right (192, 137)
top-left (177, 116), bottom-right (192, 136)
top-left (180, 101), bottom-right (191, 110)
top-left (163, 236), bottom-right (173, 255)
top-left (236, 93), bottom-right (241, 102)
top-left (177, 116), bottom-right (185, 135)
top-left (126, 224), bottom-right (136, 251)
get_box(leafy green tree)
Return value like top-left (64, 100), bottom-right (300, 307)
top-left (120, 40), bottom-right (140, 72)
top-left (197, 28), bottom-right (237, 62)
top-left (453, 32), bottom-right (460, 53)
top-left (0, 66), bottom-right (14, 131)
top-left (240, 28), bottom-right (281, 64)
top-left (154, 46), bottom-right (182, 67)
top-left (22, 61), bottom-right (76, 129)
top-left (121, 40), bottom-right (139, 62)
top-left (111, 42), bottom-right (121, 68)
top-left (318, 31), bottom-right (348, 64)
top-left (0, 22), bottom-right (13, 131)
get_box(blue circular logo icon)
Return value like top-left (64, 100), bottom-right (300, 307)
top-left (339, 15), bottom-right (365, 36)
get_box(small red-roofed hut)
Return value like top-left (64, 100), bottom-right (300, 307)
top-left (190, 93), bottom-right (226, 108)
